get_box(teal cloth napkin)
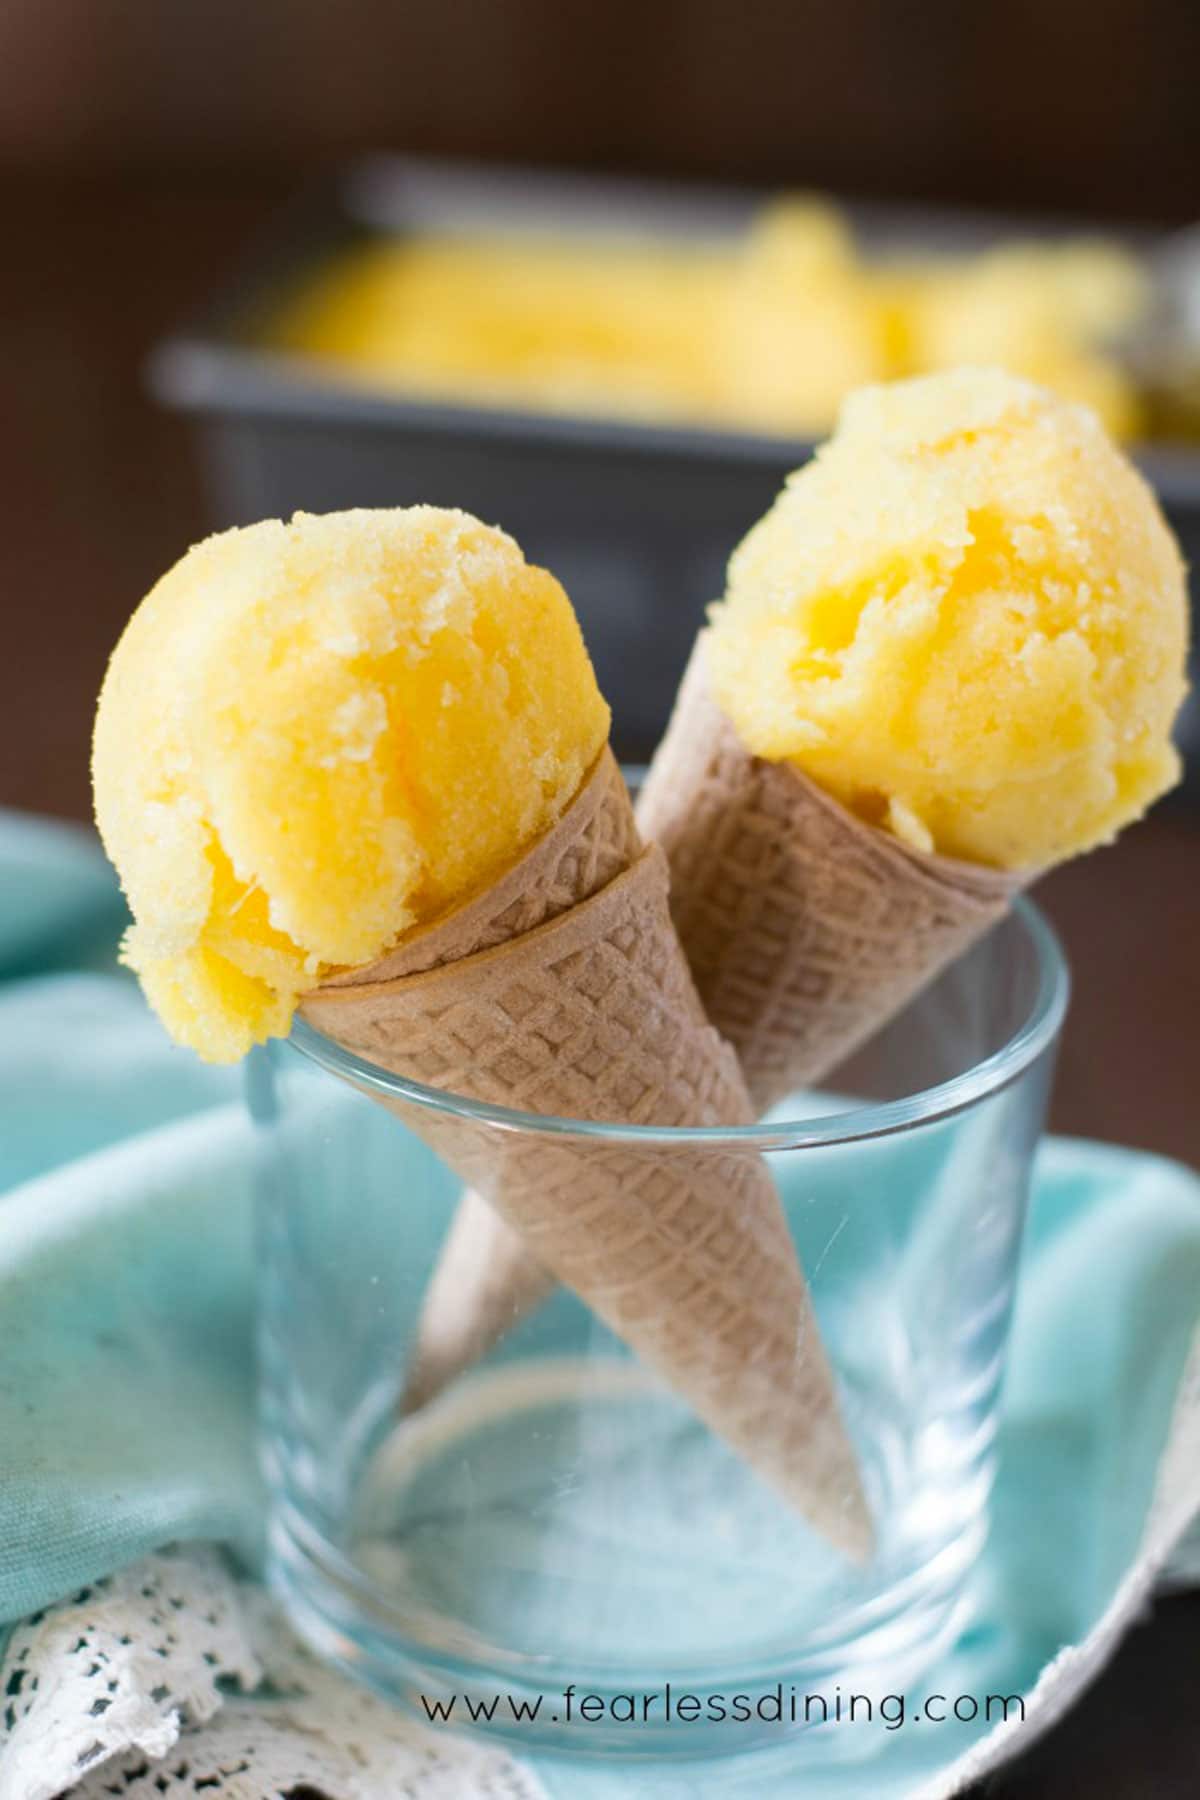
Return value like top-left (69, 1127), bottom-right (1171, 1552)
top-left (0, 806), bottom-right (1197, 1795)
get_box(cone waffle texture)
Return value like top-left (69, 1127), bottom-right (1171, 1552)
top-left (637, 641), bottom-right (1023, 1113)
top-left (301, 784), bottom-right (871, 1555)
top-left (334, 748), bottom-right (642, 1407)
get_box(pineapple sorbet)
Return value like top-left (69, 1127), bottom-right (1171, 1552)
top-left (93, 507), bottom-right (609, 1062)
top-left (706, 368), bottom-right (1188, 870)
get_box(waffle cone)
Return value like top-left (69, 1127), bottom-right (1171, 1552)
top-left (301, 768), bottom-right (871, 1557)
top-left (636, 641), bottom-right (1024, 1112)
top-left (399, 1189), bottom-right (554, 1413)
top-left (341, 747), bottom-right (640, 1409)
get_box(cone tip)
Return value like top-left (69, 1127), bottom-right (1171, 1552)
top-left (825, 1489), bottom-right (876, 1565)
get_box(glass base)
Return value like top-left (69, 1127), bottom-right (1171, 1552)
top-left (267, 1355), bottom-right (984, 1763)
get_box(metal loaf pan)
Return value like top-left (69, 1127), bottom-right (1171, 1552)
top-left (149, 156), bottom-right (1200, 772)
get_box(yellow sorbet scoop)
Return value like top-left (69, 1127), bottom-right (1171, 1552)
top-left (92, 507), bottom-right (610, 1061)
top-left (705, 367), bottom-right (1189, 870)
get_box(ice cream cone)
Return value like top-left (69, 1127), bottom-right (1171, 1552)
top-left (324, 748), bottom-right (634, 1415)
top-left (302, 756), bottom-right (872, 1558)
top-left (398, 1190), bottom-right (552, 1413)
top-left (637, 640), bottom-right (1024, 1113)
top-left (331, 746), bottom-right (633, 1410)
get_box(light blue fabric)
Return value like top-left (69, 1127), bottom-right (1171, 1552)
top-left (0, 809), bottom-right (126, 979)
top-left (0, 817), bottom-right (258, 1617)
top-left (0, 809), bottom-right (1197, 1796)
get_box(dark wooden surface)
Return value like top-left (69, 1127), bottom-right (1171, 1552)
top-left (5, 174), bottom-right (1198, 1793)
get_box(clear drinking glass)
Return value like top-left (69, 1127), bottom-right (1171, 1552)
top-left (250, 896), bottom-right (1066, 1764)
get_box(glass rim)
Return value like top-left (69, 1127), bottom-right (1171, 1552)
top-left (286, 894), bottom-right (1068, 1151)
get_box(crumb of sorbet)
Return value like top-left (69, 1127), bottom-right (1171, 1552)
top-left (93, 508), bottom-right (610, 1061)
top-left (705, 367), bottom-right (1188, 870)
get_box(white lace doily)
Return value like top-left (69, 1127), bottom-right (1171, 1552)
top-left (0, 1549), bottom-right (544, 1800)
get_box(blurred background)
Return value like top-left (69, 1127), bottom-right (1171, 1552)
top-left (3, 8), bottom-right (1198, 1788)
top-left (7, 0), bottom-right (1200, 797)
top-left (6, 0), bottom-right (1200, 809)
